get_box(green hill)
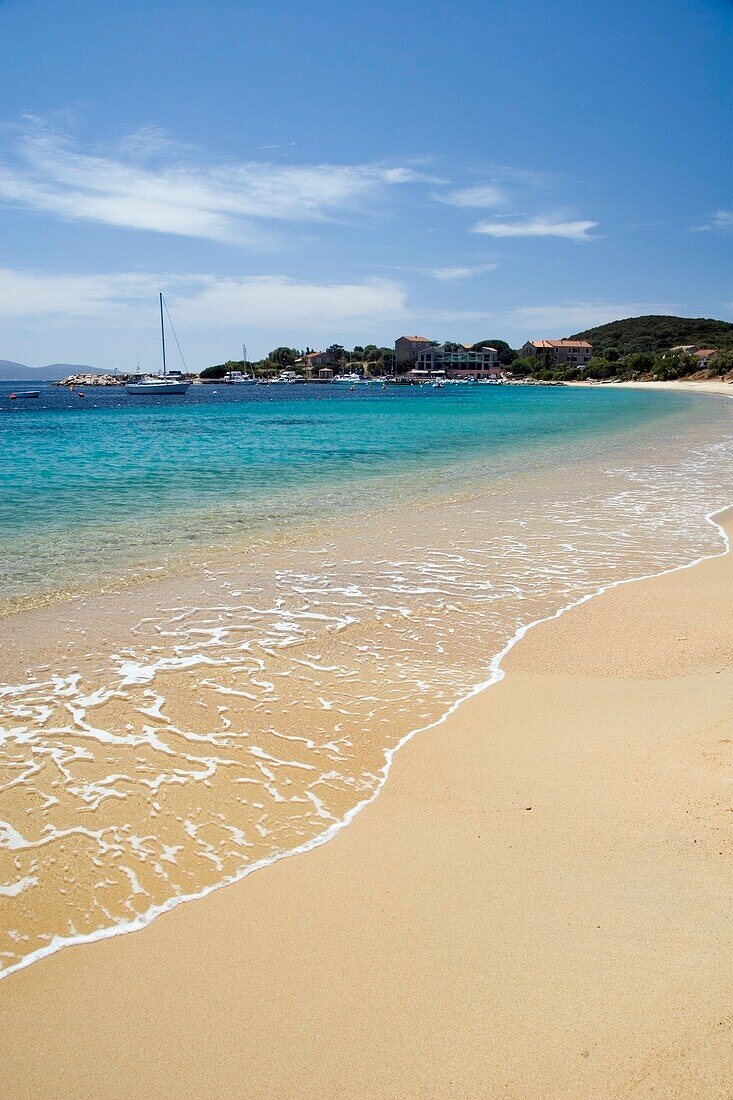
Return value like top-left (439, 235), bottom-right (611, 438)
top-left (567, 315), bottom-right (733, 356)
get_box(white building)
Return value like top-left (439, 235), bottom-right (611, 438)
top-left (415, 343), bottom-right (499, 378)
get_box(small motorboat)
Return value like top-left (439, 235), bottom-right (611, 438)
top-left (9, 390), bottom-right (40, 400)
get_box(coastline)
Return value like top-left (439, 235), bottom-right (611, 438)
top-left (2, 516), bottom-right (731, 1097)
top-left (572, 378), bottom-right (733, 398)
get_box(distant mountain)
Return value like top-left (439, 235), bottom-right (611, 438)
top-left (0, 360), bottom-right (108, 381)
top-left (568, 315), bottom-right (733, 356)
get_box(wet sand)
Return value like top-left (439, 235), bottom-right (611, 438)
top-left (1, 520), bottom-right (731, 1098)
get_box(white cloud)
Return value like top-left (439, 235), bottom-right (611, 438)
top-left (410, 301), bottom-right (677, 338)
top-left (472, 216), bottom-right (598, 241)
top-left (0, 124), bottom-right (425, 244)
top-left (499, 302), bottom-right (676, 334)
top-left (0, 268), bottom-right (407, 331)
top-left (0, 269), bottom-right (159, 318)
top-left (428, 263), bottom-right (498, 281)
top-left (435, 184), bottom-right (506, 208)
top-left (690, 210), bottom-right (733, 233)
top-left (179, 275), bottom-right (406, 329)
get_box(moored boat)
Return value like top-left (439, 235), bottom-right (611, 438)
top-left (127, 294), bottom-right (191, 395)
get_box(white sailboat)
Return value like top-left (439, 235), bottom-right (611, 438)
top-left (126, 294), bottom-right (191, 395)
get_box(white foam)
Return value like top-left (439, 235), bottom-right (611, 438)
top-left (0, 876), bottom-right (37, 898)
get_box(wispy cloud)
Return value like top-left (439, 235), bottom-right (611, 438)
top-left (0, 269), bottom-right (160, 319)
top-left (472, 216), bottom-right (598, 241)
top-left (180, 275), bottom-right (407, 329)
top-left (428, 263), bottom-right (498, 281)
top-left (499, 301), bottom-right (676, 333)
top-left (0, 123), bottom-right (427, 244)
top-left (435, 184), bottom-right (506, 209)
top-left (412, 301), bottom-right (677, 336)
top-left (0, 268), bottom-right (407, 331)
top-left (690, 209), bottom-right (733, 233)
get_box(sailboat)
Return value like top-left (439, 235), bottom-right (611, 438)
top-left (126, 293), bottom-right (191, 395)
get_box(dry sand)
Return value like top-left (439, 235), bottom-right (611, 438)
top-left (617, 379), bottom-right (733, 398)
top-left (1, 521), bottom-right (731, 1099)
top-left (578, 379), bottom-right (733, 398)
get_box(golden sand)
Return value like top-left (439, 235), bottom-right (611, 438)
top-left (1, 519), bottom-right (731, 1097)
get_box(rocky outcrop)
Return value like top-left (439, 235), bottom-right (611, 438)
top-left (54, 374), bottom-right (127, 387)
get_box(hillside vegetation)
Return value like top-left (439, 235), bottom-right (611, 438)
top-left (567, 315), bottom-right (733, 356)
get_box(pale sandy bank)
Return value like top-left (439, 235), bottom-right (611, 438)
top-left (1, 520), bottom-right (731, 1099)
top-left (570, 378), bottom-right (733, 398)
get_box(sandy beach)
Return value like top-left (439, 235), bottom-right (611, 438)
top-left (581, 379), bottom-right (733, 398)
top-left (1, 510), bottom-right (730, 1097)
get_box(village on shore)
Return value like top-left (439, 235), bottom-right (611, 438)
top-left (56, 329), bottom-right (733, 389)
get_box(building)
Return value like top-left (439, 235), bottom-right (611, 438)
top-left (395, 335), bottom-right (434, 365)
top-left (415, 343), bottom-right (500, 379)
top-left (521, 340), bottom-right (593, 367)
top-left (693, 349), bottom-right (718, 369)
top-left (298, 350), bottom-right (336, 369)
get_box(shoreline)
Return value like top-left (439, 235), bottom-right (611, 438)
top-left (2, 516), bottom-right (731, 1095)
top-left (3, 505), bottom-right (729, 988)
top-left (571, 378), bottom-right (733, 398)
top-left (2, 384), bottom-right (733, 985)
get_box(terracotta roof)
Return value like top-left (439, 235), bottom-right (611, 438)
top-left (398, 335), bottom-right (431, 342)
top-left (693, 349), bottom-right (718, 358)
top-left (527, 339), bottom-right (592, 349)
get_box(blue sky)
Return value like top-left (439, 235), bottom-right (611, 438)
top-left (0, 0), bottom-right (730, 369)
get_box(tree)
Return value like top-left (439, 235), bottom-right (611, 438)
top-left (327, 344), bottom-right (346, 363)
top-left (710, 349), bottom-right (733, 376)
top-left (473, 339), bottom-right (517, 365)
top-left (268, 346), bottom-right (299, 367)
top-left (584, 357), bottom-right (614, 379)
top-left (623, 352), bottom-right (655, 374)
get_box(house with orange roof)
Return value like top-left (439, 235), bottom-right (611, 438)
top-left (395, 335), bottom-right (435, 364)
top-left (521, 339), bottom-right (593, 367)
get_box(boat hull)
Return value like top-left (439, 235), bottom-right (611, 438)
top-left (126, 382), bottom-right (191, 395)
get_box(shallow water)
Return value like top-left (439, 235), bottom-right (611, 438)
top-left (1, 383), bottom-right (732, 978)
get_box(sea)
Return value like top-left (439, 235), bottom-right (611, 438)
top-left (1, 378), bottom-right (732, 978)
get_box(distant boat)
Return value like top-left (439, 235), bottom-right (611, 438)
top-left (127, 294), bottom-right (191, 395)
top-left (224, 372), bottom-right (256, 384)
top-left (9, 390), bottom-right (40, 400)
top-left (224, 344), bottom-right (256, 383)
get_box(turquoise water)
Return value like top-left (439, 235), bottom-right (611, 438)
top-left (0, 380), bottom-right (726, 602)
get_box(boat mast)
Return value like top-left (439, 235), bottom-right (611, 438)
top-left (159, 292), bottom-right (167, 377)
